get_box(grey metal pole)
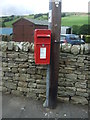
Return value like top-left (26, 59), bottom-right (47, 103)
top-left (43, 64), bottom-right (50, 107)
top-left (43, 0), bottom-right (62, 108)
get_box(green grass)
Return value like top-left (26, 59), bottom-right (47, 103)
top-left (24, 15), bottom-right (34, 19)
top-left (61, 15), bottom-right (88, 26)
top-left (4, 17), bottom-right (20, 27)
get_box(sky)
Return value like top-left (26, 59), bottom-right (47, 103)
top-left (0, 0), bottom-right (90, 16)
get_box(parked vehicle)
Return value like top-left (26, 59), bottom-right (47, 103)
top-left (60, 34), bottom-right (85, 45)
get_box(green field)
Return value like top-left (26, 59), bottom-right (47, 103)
top-left (1, 14), bottom-right (88, 27)
top-left (61, 15), bottom-right (88, 26)
top-left (4, 18), bottom-right (19, 27)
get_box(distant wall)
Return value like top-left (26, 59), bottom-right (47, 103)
top-left (0, 41), bottom-right (90, 105)
top-left (1, 35), bottom-right (12, 41)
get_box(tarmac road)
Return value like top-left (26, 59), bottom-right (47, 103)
top-left (1, 94), bottom-right (89, 119)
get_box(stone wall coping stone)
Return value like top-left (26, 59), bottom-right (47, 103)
top-left (0, 41), bottom-right (90, 55)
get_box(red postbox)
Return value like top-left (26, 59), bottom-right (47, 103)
top-left (34, 29), bottom-right (51, 65)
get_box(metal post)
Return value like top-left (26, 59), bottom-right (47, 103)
top-left (43, 0), bottom-right (62, 108)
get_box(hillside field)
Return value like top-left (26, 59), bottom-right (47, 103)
top-left (0, 14), bottom-right (88, 27)
top-left (61, 15), bottom-right (88, 26)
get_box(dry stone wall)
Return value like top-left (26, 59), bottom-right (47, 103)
top-left (0, 41), bottom-right (90, 105)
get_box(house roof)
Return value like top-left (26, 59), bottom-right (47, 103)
top-left (13, 18), bottom-right (48, 26)
top-left (0, 28), bottom-right (13, 35)
top-left (25, 18), bottom-right (48, 26)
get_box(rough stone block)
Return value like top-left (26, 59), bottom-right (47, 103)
top-left (1, 42), bottom-right (7, 52)
top-left (36, 79), bottom-right (46, 85)
top-left (71, 96), bottom-right (88, 105)
top-left (58, 87), bottom-right (66, 91)
top-left (66, 87), bottom-right (76, 92)
top-left (58, 78), bottom-right (65, 82)
top-left (71, 45), bottom-right (81, 55)
top-left (27, 67), bottom-right (36, 74)
top-left (77, 88), bottom-right (86, 92)
top-left (8, 42), bottom-right (14, 50)
top-left (65, 74), bottom-right (77, 80)
top-left (38, 94), bottom-right (46, 99)
top-left (12, 68), bottom-right (18, 73)
top-left (77, 56), bottom-right (85, 62)
top-left (13, 76), bottom-right (20, 81)
top-left (77, 62), bottom-right (84, 67)
top-left (22, 45), bottom-right (29, 52)
top-left (2, 87), bottom-right (7, 92)
top-left (58, 91), bottom-right (67, 97)
top-left (35, 75), bottom-right (42, 79)
top-left (19, 53), bottom-right (28, 59)
top-left (15, 58), bottom-right (28, 62)
top-left (8, 62), bottom-right (18, 68)
top-left (86, 75), bottom-right (90, 80)
top-left (35, 89), bottom-right (45, 94)
top-left (7, 53), bottom-right (18, 58)
top-left (37, 84), bottom-right (46, 89)
top-left (58, 73), bottom-right (64, 77)
top-left (2, 76), bottom-right (12, 81)
top-left (5, 72), bottom-right (14, 77)
top-left (29, 43), bottom-right (34, 53)
top-left (80, 44), bottom-right (85, 54)
top-left (2, 67), bottom-right (11, 72)
top-left (4, 82), bottom-right (17, 90)
top-left (27, 93), bottom-right (36, 99)
top-left (61, 43), bottom-right (72, 53)
top-left (2, 62), bottom-right (8, 67)
top-left (65, 81), bottom-right (75, 87)
top-left (18, 82), bottom-right (27, 87)
top-left (19, 74), bottom-right (30, 79)
top-left (12, 90), bottom-right (22, 96)
top-left (17, 87), bottom-right (29, 92)
top-left (14, 45), bottom-right (19, 51)
top-left (77, 75), bottom-right (85, 80)
top-left (58, 97), bottom-right (69, 102)
top-left (28, 83), bottom-right (37, 88)
top-left (75, 81), bottom-right (87, 89)
top-left (19, 63), bottom-right (29, 68)
top-left (84, 44), bottom-right (90, 54)
top-left (64, 67), bottom-right (76, 73)
top-left (87, 89), bottom-right (90, 94)
top-left (76, 91), bottom-right (89, 98)
top-left (88, 84), bottom-right (90, 88)
top-left (58, 81), bottom-right (66, 87)
top-left (65, 91), bottom-right (75, 97)
top-left (18, 68), bottom-right (27, 73)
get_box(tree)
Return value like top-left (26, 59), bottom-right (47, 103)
top-left (72, 25), bottom-right (80, 34)
top-left (61, 13), bottom-right (66, 17)
top-left (34, 14), bottom-right (42, 19)
top-left (72, 24), bottom-right (89, 35)
top-left (2, 22), bottom-right (6, 27)
top-left (78, 24), bottom-right (88, 35)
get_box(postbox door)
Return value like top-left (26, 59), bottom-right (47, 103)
top-left (35, 44), bottom-right (50, 64)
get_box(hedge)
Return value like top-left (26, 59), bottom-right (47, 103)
top-left (85, 35), bottom-right (90, 43)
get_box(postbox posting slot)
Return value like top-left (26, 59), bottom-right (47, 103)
top-left (37, 34), bottom-right (50, 38)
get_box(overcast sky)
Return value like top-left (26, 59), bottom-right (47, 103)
top-left (0, 0), bottom-right (89, 16)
